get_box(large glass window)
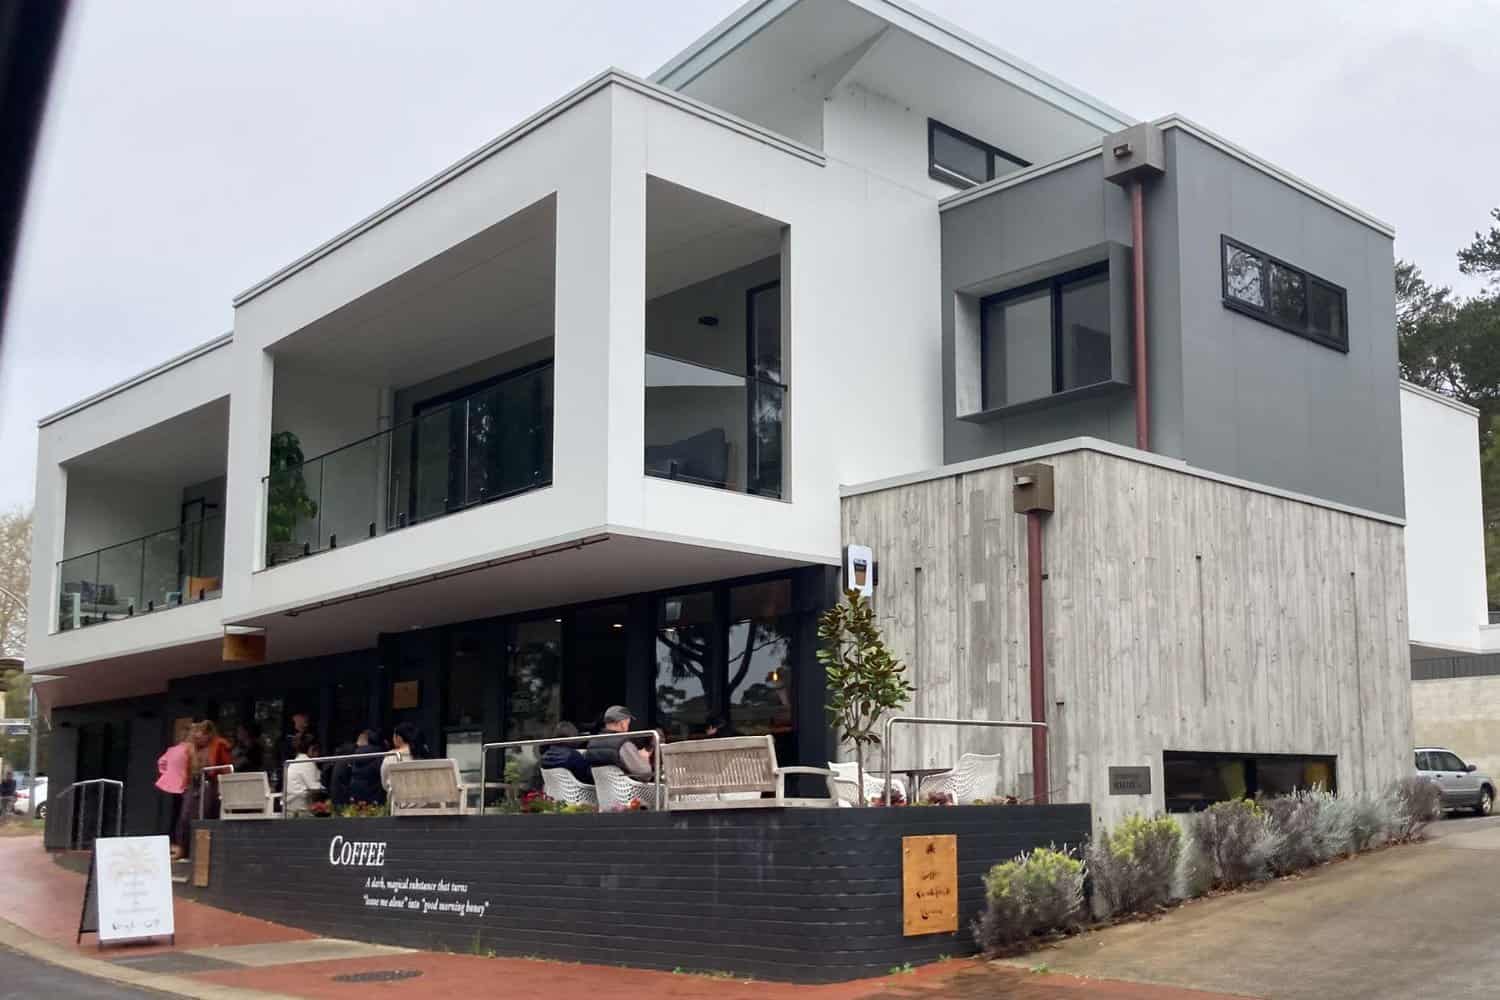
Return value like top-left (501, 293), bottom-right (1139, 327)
top-left (568, 604), bottom-right (629, 732)
top-left (506, 619), bottom-right (561, 741)
top-left (655, 591), bottom-right (715, 740)
top-left (928, 119), bottom-right (1028, 189)
top-left (644, 275), bottom-right (786, 499)
top-left (726, 580), bottom-right (794, 742)
top-left (1220, 236), bottom-right (1348, 351)
top-left (1163, 751), bottom-right (1337, 813)
top-left (981, 263), bottom-right (1113, 410)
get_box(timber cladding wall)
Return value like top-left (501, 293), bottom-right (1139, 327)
top-left (198, 804), bottom-right (1089, 982)
top-left (842, 445), bottom-right (1412, 829)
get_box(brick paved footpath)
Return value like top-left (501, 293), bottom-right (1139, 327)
top-left (0, 835), bottom-right (1250, 999)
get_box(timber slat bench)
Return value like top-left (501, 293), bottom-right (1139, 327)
top-left (219, 772), bottom-right (281, 819)
top-left (662, 735), bottom-right (835, 809)
top-left (386, 758), bottom-right (477, 816)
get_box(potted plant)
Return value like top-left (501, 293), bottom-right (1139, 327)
top-left (266, 430), bottom-right (318, 564)
top-left (817, 589), bottom-right (915, 805)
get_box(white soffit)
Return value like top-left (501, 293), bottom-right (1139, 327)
top-left (652, 0), bottom-right (1134, 133)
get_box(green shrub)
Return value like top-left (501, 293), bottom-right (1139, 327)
top-left (1189, 799), bottom-right (1283, 888)
top-left (1089, 815), bottom-right (1181, 916)
top-left (1388, 776), bottom-right (1441, 842)
top-left (973, 847), bottom-right (1084, 953)
top-left (1350, 793), bottom-right (1395, 851)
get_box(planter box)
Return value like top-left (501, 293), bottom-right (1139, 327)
top-left (198, 804), bottom-right (1089, 982)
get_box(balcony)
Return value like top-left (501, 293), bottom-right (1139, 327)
top-left (644, 177), bottom-right (787, 500)
top-left (57, 515), bottom-right (224, 630)
top-left (264, 362), bottom-right (553, 566)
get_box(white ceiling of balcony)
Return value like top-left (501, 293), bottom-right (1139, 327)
top-left (64, 397), bottom-right (229, 486)
top-left (270, 195), bottom-right (558, 390)
top-left (646, 176), bottom-right (784, 299)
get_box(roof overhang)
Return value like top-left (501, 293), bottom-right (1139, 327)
top-left (652, 0), bottom-right (1133, 134)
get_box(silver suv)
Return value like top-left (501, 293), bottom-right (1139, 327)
top-left (1415, 748), bottom-right (1495, 817)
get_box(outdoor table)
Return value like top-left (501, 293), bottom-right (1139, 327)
top-left (873, 766), bottom-right (950, 798)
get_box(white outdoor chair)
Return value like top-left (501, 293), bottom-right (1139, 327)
top-left (828, 761), bottom-right (905, 807)
top-left (541, 767), bottom-right (598, 808)
top-left (386, 758), bottom-right (475, 816)
top-left (918, 752), bottom-right (1003, 803)
top-left (591, 765), bottom-right (662, 811)
top-left (219, 772), bottom-right (281, 819)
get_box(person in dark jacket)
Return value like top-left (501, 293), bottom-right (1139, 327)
top-left (347, 730), bottom-right (386, 805)
top-left (539, 722), bottom-right (593, 785)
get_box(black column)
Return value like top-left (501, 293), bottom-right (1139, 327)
top-left (790, 565), bottom-right (841, 786)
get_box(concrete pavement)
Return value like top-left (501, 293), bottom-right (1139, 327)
top-left (1004, 814), bottom-right (1500, 1000)
top-left (0, 943), bottom-right (165, 999)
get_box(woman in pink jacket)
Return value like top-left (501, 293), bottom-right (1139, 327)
top-left (156, 737), bottom-right (190, 860)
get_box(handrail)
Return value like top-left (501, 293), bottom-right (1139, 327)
top-left (196, 764), bottom-right (236, 821)
top-left (53, 779), bottom-right (124, 847)
top-left (645, 349), bottom-right (787, 389)
top-left (279, 749), bottom-right (396, 819)
top-left (265, 360), bottom-right (554, 475)
top-left (479, 730), bottom-right (664, 814)
top-left (55, 513), bottom-right (224, 568)
top-left (880, 716), bottom-right (1047, 805)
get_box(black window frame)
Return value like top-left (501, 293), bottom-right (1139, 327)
top-left (1219, 235), bottom-right (1349, 353)
top-left (979, 261), bottom-right (1111, 410)
top-left (927, 119), bottom-right (1029, 189)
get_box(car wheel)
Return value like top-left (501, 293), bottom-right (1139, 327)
top-left (1477, 787), bottom-right (1494, 817)
top-left (35, 803), bottom-right (45, 820)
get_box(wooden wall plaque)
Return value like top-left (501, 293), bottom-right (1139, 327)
top-left (901, 834), bottom-right (958, 936)
top-left (392, 681), bottom-right (420, 710)
top-left (192, 829), bottom-right (212, 887)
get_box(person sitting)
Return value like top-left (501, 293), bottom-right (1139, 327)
top-left (285, 733), bottom-right (326, 816)
top-left (347, 730), bottom-right (386, 805)
top-left (540, 722), bottom-right (593, 785)
top-left (380, 722), bottom-right (424, 793)
top-left (587, 705), bottom-right (654, 780)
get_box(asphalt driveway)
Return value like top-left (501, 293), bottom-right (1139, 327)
top-left (998, 814), bottom-right (1500, 1000)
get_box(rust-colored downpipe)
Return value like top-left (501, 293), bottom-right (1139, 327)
top-left (1026, 509), bottom-right (1048, 804)
top-left (1130, 178), bottom-right (1149, 451)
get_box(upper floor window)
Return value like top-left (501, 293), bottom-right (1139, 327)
top-left (1221, 236), bottom-right (1348, 352)
top-left (928, 119), bottom-right (1028, 189)
top-left (981, 262), bottom-right (1111, 410)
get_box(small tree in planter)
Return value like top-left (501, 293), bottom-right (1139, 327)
top-left (817, 588), bottom-right (915, 805)
top-left (266, 431), bottom-right (318, 562)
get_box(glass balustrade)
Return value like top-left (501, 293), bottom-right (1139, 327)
top-left (644, 352), bottom-right (785, 498)
top-left (264, 363), bottom-right (554, 566)
top-left (56, 515), bottom-right (224, 631)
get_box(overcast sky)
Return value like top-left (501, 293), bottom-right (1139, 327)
top-left (1, 0), bottom-right (1497, 513)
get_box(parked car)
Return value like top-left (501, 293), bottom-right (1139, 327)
top-left (1415, 748), bottom-right (1494, 816)
top-left (17, 776), bottom-right (47, 819)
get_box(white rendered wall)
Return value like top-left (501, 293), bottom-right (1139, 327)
top-left (223, 89), bottom-right (619, 621)
top-left (1401, 383), bottom-right (1491, 653)
top-left (27, 342), bottom-right (235, 673)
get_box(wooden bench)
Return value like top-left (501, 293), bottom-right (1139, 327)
top-left (661, 735), bottom-right (835, 810)
top-left (386, 759), bottom-right (476, 817)
top-left (219, 772), bottom-right (281, 819)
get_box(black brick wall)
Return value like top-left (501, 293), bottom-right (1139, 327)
top-left (199, 804), bottom-right (1089, 982)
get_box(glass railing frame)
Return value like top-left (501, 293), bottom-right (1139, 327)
top-left (262, 362), bottom-right (555, 567)
top-left (55, 513), bottom-right (225, 632)
top-left (643, 350), bottom-right (787, 500)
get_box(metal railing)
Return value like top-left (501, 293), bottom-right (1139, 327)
top-left (279, 750), bottom-right (396, 818)
top-left (51, 779), bottom-right (124, 851)
top-left (479, 730), bottom-right (664, 814)
top-left (880, 716), bottom-right (1047, 805)
top-left (263, 363), bottom-right (553, 567)
top-left (57, 515), bottom-right (224, 631)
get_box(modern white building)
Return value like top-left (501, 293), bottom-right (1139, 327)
top-left (24, 0), bottom-right (1465, 829)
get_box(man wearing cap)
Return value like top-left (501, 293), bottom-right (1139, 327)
top-left (587, 705), bottom-right (655, 779)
